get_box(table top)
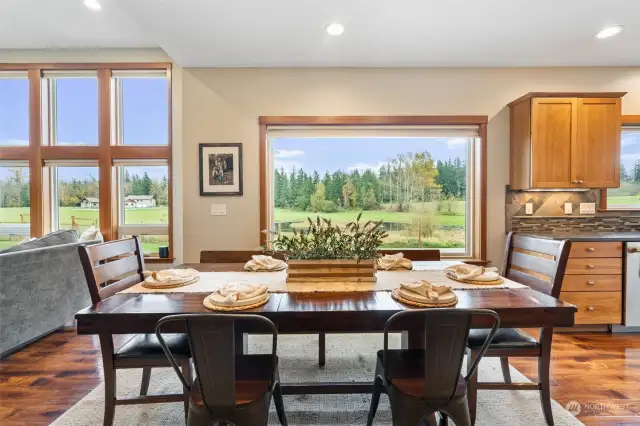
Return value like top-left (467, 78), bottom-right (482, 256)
top-left (75, 262), bottom-right (577, 335)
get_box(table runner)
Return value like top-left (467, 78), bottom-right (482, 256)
top-left (121, 268), bottom-right (527, 294)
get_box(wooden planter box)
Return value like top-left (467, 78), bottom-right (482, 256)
top-left (286, 259), bottom-right (376, 283)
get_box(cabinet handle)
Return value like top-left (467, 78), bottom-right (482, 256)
top-left (587, 247), bottom-right (595, 252)
top-left (571, 180), bottom-right (578, 184)
top-left (587, 281), bottom-right (596, 286)
top-left (587, 264), bottom-right (595, 269)
top-left (587, 306), bottom-right (595, 312)
top-left (578, 180), bottom-right (584, 184)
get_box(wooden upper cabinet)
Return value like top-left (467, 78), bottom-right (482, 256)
top-left (509, 92), bottom-right (625, 190)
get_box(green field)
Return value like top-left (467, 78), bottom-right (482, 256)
top-left (607, 195), bottom-right (640, 208)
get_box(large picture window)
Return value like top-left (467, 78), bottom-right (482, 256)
top-left (605, 126), bottom-right (640, 209)
top-left (50, 165), bottom-right (99, 234)
top-left (0, 164), bottom-right (30, 248)
top-left (0, 73), bottom-right (29, 146)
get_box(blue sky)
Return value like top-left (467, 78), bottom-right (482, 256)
top-left (273, 137), bottom-right (468, 174)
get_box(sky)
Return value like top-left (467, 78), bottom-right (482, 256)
top-left (273, 137), bottom-right (468, 175)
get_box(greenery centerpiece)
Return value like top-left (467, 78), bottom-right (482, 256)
top-left (264, 214), bottom-right (388, 283)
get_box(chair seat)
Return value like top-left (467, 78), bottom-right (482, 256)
top-left (377, 350), bottom-right (466, 398)
top-left (467, 328), bottom-right (539, 350)
top-left (115, 333), bottom-right (191, 360)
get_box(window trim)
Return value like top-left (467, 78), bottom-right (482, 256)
top-left (600, 115), bottom-right (640, 211)
top-left (258, 116), bottom-right (488, 261)
top-left (0, 63), bottom-right (173, 259)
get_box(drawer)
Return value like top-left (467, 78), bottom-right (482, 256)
top-left (570, 242), bottom-right (623, 258)
top-left (562, 274), bottom-right (622, 292)
top-left (560, 291), bottom-right (622, 325)
top-left (565, 258), bottom-right (622, 275)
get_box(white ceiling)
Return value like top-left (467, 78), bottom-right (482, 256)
top-left (0, 0), bottom-right (639, 67)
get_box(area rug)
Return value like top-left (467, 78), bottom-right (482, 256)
top-left (51, 334), bottom-right (584, 425)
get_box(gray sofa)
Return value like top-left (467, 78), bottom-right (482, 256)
top-left (0, 234), bottom-right (93, 357)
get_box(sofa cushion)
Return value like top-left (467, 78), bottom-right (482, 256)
top-left (0, 230), bottom-right (78, 254)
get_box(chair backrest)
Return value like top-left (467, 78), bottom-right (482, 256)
top-left (200, 250), bottom-right (286, 263)
top-left (156, 313), bottom-right (278, 409)
top-left (378, 249), bottom-right (441, 261)
top-left (78, 236), bottom-right (146, 306)
top-left (503, 232), bottom-right (572, 298)
top-left (384, 309), bottom-right (499, 402)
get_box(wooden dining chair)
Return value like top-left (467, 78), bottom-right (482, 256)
top-left (78, 236), bottom-right (192, 426)
top-left (465, 233), bottom-right (572, 425)
top-left (155, 313), bottom-right (288, 426)
top-left (367, 308), bottom-right (500, 426)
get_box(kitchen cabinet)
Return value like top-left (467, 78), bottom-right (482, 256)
top-left (509, 92), bottom-right (624, 190)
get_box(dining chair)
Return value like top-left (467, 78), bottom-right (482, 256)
top-left (155, 313), bottom-right (288, 426)
top-left (367, 308), bottom-right (500, 426)
top-left (78, 236), bottom-right (192, 426)
top-left (465, 232), bottom-right (572, 425)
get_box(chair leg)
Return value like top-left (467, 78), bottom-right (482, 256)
top-left (443, 396), bottom-right (472, 426)
top-left (140, 367), bottom-right (152, 396)
top-left (539, 328), bottom-right (555, 425)
top-left (273, 382), bottom-right (288, 426)
top-left (500, 357), bottom-right (512, 384)
top-left (182, 360), bottom-right (192, 424)
top-left (103, 367), bottom-right (116, 426)
top-left (367, 375), bottom-right (384, 426)
top-left (466, 349), bottom-right (479, 425)
top-left (319, 332), bottom-right (326, 367)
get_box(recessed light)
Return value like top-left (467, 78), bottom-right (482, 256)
top-left (325, 23), bottom-right (344, 36)
top-left (595, 25), bottom-right (623, 39)
top-left (83, 0), bottom-right (102, 11)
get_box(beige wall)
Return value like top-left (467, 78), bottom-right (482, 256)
top-left (181, 67), bottom-right (640, 265)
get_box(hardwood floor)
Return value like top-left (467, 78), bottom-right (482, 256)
top-left (1, 328), bottom-right (640, 425)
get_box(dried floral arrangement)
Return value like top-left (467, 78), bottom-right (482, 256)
top-left (263, 213), bottom-right (388, 260)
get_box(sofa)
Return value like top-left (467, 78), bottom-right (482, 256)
top-left (0, 231), bottom-right (94, 357)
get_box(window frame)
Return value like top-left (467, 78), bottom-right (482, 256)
top-left (600, 115), bottom-right (640, 212)
top-left (258, 116), bottom-right (488, 261)
top-left (0, 62), bottom-right (173, 261)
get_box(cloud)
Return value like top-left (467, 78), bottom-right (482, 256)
top-left (446, 138), bottom-right (468, 149)
top-left (622, 153), bottom-right (640, 161)
top-left (275, 149), bottom-right (305, 159)
top-left (347, 162), bottom-right (387, 172)
top-left (274, 159), bottom-right (303, 172)
top-left (622, 135), bottom-right (639, 147)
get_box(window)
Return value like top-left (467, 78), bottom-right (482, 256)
top-left (265, 124), bottom-right (483, 258)
top-left (606, 126), bottom-right (640, 209)
top-left (51, 165), bottom-right (99, 234)
top-left (0, 165), bottom-right (29, 248)
top-left (0, 73), bottom-right (29, 146)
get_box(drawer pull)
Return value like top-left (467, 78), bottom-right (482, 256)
top-left (587, 264), bottom-right (595, 269)
top-left (578, 180), bottom-right (584, 184)
top-left (587, 306), bottom-right (595, 312)
top-left (572, 180), bottom-right (578, 184)
top-left (587, 247), bottom-right (595, 252)
top-left (587, 281), bottom-right (596, 286)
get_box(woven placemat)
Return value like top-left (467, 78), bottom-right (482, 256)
top-left (142, 276), bottom-right (199, 290)
top-left (203, 294), bottom-right (270, 311)
top-left (445, 270), bottom-right (504, 286)
top-left (391, 288), bottom-right (458, 308)
top-left (243, 266), bottom-right (287, 272)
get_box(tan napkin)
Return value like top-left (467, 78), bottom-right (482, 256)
top-left (244, 255), bottom-right (286, 272)
top-left (377, 253), bottom-right (413, 270)
top-left (216, 282), bottom-right (269, 305)
top-left (400, 280), bottom-right (452, 301)
top-left (143, 269), bottom-right (199, 286)
top-left (444, 264), bottom-right (499, 282)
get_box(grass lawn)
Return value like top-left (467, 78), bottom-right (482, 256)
top-left (606, 195), bottom-right (640, 208)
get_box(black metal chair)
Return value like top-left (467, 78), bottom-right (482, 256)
top-left (155, 313), bottom-right (288, 426)
top-left (367, 308), bottom-right (500, 426)
top-left (465, 233), bottom-right (571, 425)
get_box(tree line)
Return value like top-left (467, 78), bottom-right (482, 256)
top-left (622, 162), bottom-right (640, 184)
top-left (274, 152), bottom-right (466, 213)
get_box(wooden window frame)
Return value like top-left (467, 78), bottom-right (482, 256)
top-left (258, 115), bottom-right (488, 261)
top-left (600, 115), bottom-right (640, 211)
top-left (0, 62), bottom-right (173, 261)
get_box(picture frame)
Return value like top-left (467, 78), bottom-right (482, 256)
top-left (199, 143), bottom-right (243, 196)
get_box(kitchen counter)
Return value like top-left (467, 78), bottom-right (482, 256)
top-left (519, 232), bottom-right (640, 242)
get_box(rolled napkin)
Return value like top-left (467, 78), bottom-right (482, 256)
top-left (143, 268), bottom-right (199, 287)
top-left (444, 264), bottom-right (499, 282)
top-left (377, 252), bottom-right (413, 271)
top-left (397, 280), bottom-right (457, 305)
top-left (207, 282), bottom-right (269, 307)
top-left (244, 255), bottom-right (287, 272)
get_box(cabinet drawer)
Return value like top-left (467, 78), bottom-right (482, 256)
top-left (565, 258), bottom-right (622, 275)
top-left (560, 291), bottom-right (622, 325)
top-left (569, 242), bottom-right (623, 258)
top-left (562, 275), bottom-right (622, 292)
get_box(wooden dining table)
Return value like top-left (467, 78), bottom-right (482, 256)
top-left (75, 262), bottom-right (577, 395)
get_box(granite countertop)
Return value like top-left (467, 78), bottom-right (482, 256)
top-left (519, 232), bottom-right (640, 242)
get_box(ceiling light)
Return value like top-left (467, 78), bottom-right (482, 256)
top-left (325, 23), bottom-right (344, 36)
top-left (595, 25), bottom-right (623, 39)
top-left (83, 0), bottom-right (102, 11)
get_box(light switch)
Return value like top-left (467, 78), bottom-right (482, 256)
top-left (564, 203), bottom-right (573, 215)
top-left (210, 204), bottom-right (227, 216)
top-left (580, 203), bottom-right (596, 214)
top-left (525, 203), bottom-right (533, 215)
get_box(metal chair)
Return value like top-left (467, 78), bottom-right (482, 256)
top-left (466, 232), bottom-right (572, 425)
top-left (155, 313), bottom-right (288, 426)
top-left (78, 236), bottom-right (192, 426)
top-left (367, 308), bottom-right (500, 426)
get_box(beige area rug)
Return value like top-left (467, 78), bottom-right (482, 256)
top-left (51, 334), bottom-right (583, 426)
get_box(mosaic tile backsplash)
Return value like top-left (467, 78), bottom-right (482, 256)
top-left (505, 188), bottom-right (640, 233)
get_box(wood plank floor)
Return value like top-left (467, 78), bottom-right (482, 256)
top-left (1, 328), bottom-right (640, 425)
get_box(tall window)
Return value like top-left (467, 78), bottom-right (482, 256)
top-left (266, 126), bottom-right (482, 258)
top-left (606, 126), bottom-right (640, 209)
top-left (0, 73), bottom-right (29, 146)
top-left (50, 165), bottom-right (99, 234)
top-left (0, 165), bottom-right (29, 248)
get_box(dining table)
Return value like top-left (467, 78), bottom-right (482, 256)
top-left (75, 261), bottom-right (577, 396)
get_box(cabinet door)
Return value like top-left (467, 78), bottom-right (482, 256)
top-left (531, 98), bottom-right (576, 188)
top-left (573, 98), bottom-right (621, 188)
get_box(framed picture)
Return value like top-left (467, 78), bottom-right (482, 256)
top-left (199, 143), bottom-right (243, 196)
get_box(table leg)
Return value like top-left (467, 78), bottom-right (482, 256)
top-left (401, 330), bottom-right (425, 349)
